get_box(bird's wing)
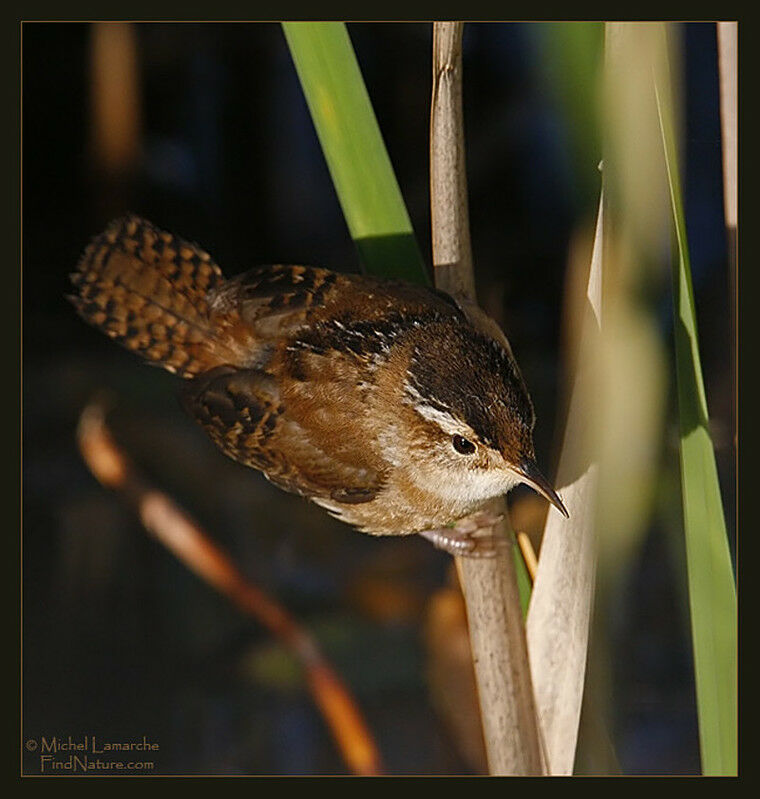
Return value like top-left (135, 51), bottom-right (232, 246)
top-left (183, 365), bottom-right (384, 504)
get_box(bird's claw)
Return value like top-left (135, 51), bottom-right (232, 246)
top-left (418, 510), bottom-right (510, 558)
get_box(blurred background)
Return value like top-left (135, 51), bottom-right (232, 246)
top-left (22, 22), bottom-right (734, 775)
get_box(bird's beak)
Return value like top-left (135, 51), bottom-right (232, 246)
top-left (514, 457), bottom-right (569, 518)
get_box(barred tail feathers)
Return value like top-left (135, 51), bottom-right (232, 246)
top-left (70, 216), bottom-right (246, 378)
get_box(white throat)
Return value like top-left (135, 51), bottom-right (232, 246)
top-left (420, 465), bottom-right (520, 507)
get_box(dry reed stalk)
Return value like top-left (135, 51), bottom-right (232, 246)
top-left (430, 21), bottom-right (545, 776)
top-left (716, 22), bottom-right (737, 233)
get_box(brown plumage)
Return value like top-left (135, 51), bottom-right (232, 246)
top-left (70, 216), bottom-right (567, 551)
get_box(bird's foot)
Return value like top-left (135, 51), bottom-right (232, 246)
top-left (418, 511), bottom-right (509, 558)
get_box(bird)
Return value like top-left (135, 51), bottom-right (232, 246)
top-left (69, 215), bottom-right (568, 556)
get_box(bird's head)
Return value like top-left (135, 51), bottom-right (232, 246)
top-left (399, 320), bottom-right (568, 518)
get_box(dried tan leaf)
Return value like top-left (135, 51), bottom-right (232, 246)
top-left (525, 194), bottom-right (603, 775)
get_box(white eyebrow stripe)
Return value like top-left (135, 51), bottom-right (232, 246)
top-left (404, 380), bottom-right (479, 440)
top-left (415, 403), bottom-right (464, 434)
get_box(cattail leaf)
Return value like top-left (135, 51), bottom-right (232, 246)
top-left (654, 25), bottom-right (737, 776)
top-left (282, 22), bottom-right (428, 285)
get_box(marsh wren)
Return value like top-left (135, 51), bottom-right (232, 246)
top-left (70, 216), bottom-right (567, 556)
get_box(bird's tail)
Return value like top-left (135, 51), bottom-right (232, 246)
top-left (69, 216), bottom-right (249, 378)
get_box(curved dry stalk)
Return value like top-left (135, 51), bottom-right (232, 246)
top-left (430, 21), bottom-right (545, 776)
top-left (525, 195), bottom-right (602, 775)
top-left (77, 400), bottom-right (383, 777)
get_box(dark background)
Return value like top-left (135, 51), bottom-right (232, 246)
top-left (22, 22), bottom-right (733, 775)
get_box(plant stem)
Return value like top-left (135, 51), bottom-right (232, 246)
top-left (430, 21), bottom-right (545, 776)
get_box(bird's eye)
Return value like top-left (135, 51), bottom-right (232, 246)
top-left (452, 435), bottom-right (476, 455)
